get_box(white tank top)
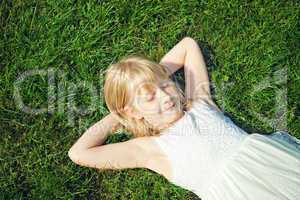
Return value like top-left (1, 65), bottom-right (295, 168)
top-left (153, 99), bottom-right (248, 195)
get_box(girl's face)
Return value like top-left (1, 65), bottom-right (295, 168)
top-left (128, 78), bottom-right (184, 131)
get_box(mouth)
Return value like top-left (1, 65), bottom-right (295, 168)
top-left (165, 102), bottom-right (175, 112)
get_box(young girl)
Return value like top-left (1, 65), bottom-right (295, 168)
top-left (68, 37), bottom-right (300, 200)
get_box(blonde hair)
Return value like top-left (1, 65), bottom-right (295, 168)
top-left (104, 54), bottom-right (192, 138)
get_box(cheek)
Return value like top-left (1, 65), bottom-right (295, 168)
top-left (146, 102), bottom-right (163, 115)
top-left (134, 100), bottom-right (158, 114)
top-left (144, 103), bottom-right (160, 114)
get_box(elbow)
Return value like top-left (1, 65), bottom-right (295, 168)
top-left (68, 148), bottom-right (75, 162)
top-left (183, 37), bottom-right (197, 46)
top-left (183, 36), bottom-right (195, 42)
top-left (68, 148), bottom-right (99, 169)
top-left (68, 148), bottom-right (80, 165)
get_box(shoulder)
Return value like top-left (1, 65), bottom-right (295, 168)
top-left (131, 136), bottom-right (163, 157)
top-left (131, 136), bottom-right (169, 165)
top-left (131, 136), bottom-right (173, 180)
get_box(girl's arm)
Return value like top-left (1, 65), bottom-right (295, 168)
top-left (68, 113), bottom-right (119, 153)
top-left (68, 113), bottom-right (148, 169)
top-left (160, 37), bottom-right (220, 111)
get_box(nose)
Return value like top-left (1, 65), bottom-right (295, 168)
top-left (158, 88), bottom-right (174, 111)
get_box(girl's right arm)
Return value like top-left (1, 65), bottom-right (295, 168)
top-left (160, 37), bottom-right (221, 112)
top-left (68, 113), bottom-right (149, 170)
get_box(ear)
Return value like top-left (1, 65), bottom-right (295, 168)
top-left (124, 105), bottom-right (144, 120)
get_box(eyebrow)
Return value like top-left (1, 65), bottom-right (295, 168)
top-left (137, 78), bottom-right (171, 96)
top-left (137, 83), bottom-right (156, 96)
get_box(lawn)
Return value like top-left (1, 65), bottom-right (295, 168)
top-left (0, 0), bottom-right (299, 199)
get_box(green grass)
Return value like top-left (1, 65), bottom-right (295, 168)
top-left (0, 0), bottom-right (299, 199)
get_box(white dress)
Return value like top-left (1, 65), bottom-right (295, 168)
top-left (153, 99), bottom-right (300, 200)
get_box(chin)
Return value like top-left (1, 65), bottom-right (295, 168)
top-left (168, 109), bottom-right (181, 120)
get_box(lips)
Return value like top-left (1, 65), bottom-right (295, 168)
top-left (165, 102), bottom-right (175, 112)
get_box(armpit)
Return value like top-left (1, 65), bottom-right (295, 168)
top-left (191, 96), bottom-right (222, 113)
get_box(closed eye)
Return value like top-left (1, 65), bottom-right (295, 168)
top-left (144, 81), bottom-right (174, 102)
top-left (161, 82), bottom-right (170, 88)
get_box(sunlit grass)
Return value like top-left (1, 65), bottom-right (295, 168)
top-left (0, 0), bottom-right (299, 199)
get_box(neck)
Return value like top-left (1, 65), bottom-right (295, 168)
top-left (157, 111), bottom-right (185, 132)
